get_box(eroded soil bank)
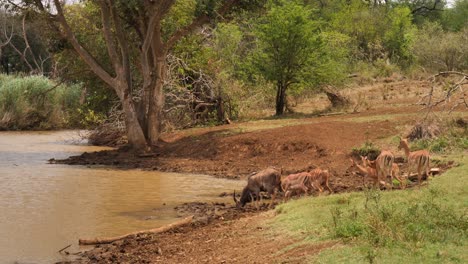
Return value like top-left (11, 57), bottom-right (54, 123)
top-left (55, 114), bottom-right (404, 193)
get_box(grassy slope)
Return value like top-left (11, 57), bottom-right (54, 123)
top-left (268, 153), bottom-right (467, 263)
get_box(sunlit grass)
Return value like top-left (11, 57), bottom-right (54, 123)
top-left (267, 154), bottom-right (467, 263)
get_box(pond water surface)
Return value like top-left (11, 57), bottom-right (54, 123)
top-left (0, 131), bottom-right (243, 263)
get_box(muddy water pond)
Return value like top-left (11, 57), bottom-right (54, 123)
top-left (0, 131), bottom-right (243, 263)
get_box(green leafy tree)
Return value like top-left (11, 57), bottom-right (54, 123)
top-left (442, 0), bottom-right (468, 31)
top-left (6, 0), bottom-right (242, 151)
top-left (383, 6), bottom-right (416, 66)
top-left (253, 0), bottom-right (324, 115)
top-left (395, 0), bottom-right (446, 25)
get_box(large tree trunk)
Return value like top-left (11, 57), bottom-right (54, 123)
top-left (147, 55), bottom-right (166, 146)
top-left (118, 81), bottom-right (148, 151)
top-left (122, 99), bottom-right (148, 150)
top-left (275, 82), bottom-right (286, 116)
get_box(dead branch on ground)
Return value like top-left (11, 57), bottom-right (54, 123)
top-left (78, 215), bottom-right (194, 245)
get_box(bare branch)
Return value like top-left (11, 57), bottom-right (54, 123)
top-left (418, 71), bottom-right (468, 119)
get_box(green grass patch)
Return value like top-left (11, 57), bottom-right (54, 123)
top-left (268, 154), bottom-right (468, 263)
top-left (410, 131), bottom-right (468, 154)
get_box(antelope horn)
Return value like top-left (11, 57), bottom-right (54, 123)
top-left (233, 190), bottom-right (239, 205)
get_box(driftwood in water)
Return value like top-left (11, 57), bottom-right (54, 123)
top-left (78, 215), bottom-right (194, 245)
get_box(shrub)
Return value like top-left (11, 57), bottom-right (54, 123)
top-left (413, 22), bottom-right (468, 71)
top-left (351, 141), bottom-right (381, 160)
top-left (0, 74), bottom-right (83, 130)
top-left (409, 119), bottom-right (468, 153)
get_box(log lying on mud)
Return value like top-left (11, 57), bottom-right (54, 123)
top-left (78, 215), bottom-right (194, 245)
top-left (402, 168), bottom-right (441, 182)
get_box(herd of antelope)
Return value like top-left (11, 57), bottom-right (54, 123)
top-left (233, 138), bottom-right (431, 208)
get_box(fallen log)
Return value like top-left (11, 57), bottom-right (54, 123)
top-left (78, 215), bottom-right (194, 245)
top-left (405, 168), bottom-right (441, 181)
top-left (318, 112), bottom-right (346, 117)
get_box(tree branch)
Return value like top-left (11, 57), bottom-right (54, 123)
top-left (51, 0), bottom-right (116, 88)
top-left (165, 0), bottom-right (239, 50)
top-left (411, 0), bottom-right (444, 15)
top-left (98, 0), bottom-right (121, 72)
top-left (418, 71), bottom-right (468, 119)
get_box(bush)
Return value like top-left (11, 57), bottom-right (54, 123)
top-left (0, 74), bottom-right (83, 130)
top-left (351, 141), bottom-right (381, 160)
top-left (413, 22), bottom-right (468, 71)
top-left (409, 119), bottom-right (468, 153)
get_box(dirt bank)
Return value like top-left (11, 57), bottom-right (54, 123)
top-left (53, 117), bottom-right (402, 194)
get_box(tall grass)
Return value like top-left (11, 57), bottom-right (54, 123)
top-left (0, 74), bottom-right (83, 130)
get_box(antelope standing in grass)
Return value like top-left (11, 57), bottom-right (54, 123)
top-left (374, 150), bottom-right (395, 189)
top-left (362, 156), bottom-right (406, 189)
top-left (398, 138), bottom-right (430, 186)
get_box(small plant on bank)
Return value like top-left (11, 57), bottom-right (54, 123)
top-left (409, 119), bottom-right (468, 154)
top-left (351, 141), bottom-right (381, 160)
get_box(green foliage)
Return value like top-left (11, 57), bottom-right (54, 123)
top-left (383, 6), bottom-right (416, 66)
top-left (0, 74), bottom-right (84, 129)
top-left (56, 3), bottom-right (116, 115)
top-left (351, 141), bottom-right (381, 160)
top-left (163, 0), bottom-right (197, 38)
top-left (413, 22), bottom-right (468, 71)
top-left (329, 1), bottom-right (415, 68)
top-left (442, 0), bottom-right (468, 31)
top-left (250, 0), bottom-right (349, 115)
top-left (396, 0), bottom-right (447, 26)
top-left (253, 0), bottom-right (320, 86)
top-left (410, 132), bottom-right (468, 154)
top-left (331, 206), bottom-right (365, 240)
